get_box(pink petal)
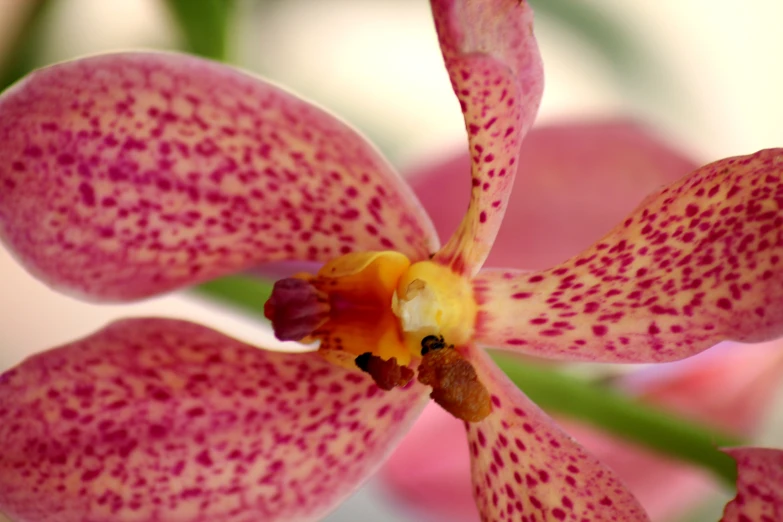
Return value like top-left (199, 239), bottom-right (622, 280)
top-left (410, 121), bottom-right (697, 271)
top-left (382, 341), bottom-right (783, 522)
top-left (473, 149), bottom-right (783, 362)
top-left (462, 346), bottom-right (649, 521)
top-left (721, 448), bottom-right (783, 522)
top-left (0, 318), bottom-right (429, 522)
top-left (382, 404), bottom-right (706, 522)
top-left (429, 0), bottom-right (544, 276)
top-left (0, 52), bottom-right (437, 301)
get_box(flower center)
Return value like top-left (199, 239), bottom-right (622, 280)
top-left (392, 259), bottom-right (477, 350)
top-left (264, 250), bottom-right (490, 421)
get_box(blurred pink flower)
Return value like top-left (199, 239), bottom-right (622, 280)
top-left (1, 1), bottom-right (783, 521)
top-left (408, 120), bottom-right (696, 271)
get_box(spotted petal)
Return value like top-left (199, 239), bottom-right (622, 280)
top-left (463, 346), bottom-right (648, 521)
top-left (721, 448), bottom-right (783, 522)
top-left (0, 318), bottom-right (429, 522)
top-left (411, 121), bottom-right (697, 271)
top-left (381, 403), bottom-right (713, 522)
top-left (0, 52), bottom-right (437, 301)
top-left (474, 149), bottom-right (783, 362)
top-left (382, 340), bottom-right (783, 521)
top-left (429, 0), bottom-right (544, 275)
top-left (381, 340), bottom-right (783, 521)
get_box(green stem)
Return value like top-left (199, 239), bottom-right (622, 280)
top-left (192, 274), bottom-right (273, 311)
top-left (526, 0), bottom-right (672, 105)
top-left (163, 0), bottom-right (236, 62)
top-left (492, 352), bottom-right (741, 486)
top-left (191, 275), bottom-right (742, 486)
top-left (0, 0), bottom-right (55, 92)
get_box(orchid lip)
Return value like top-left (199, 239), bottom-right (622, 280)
top-left (264, 251), bottom-right (478, 369)
top-left (264, 277), bottom-right (330, 341)
top-left (263, 250), bottom-right (492, 422)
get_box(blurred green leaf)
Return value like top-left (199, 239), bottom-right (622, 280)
top-left (0, 0), bottom-right (55, 92)
top-left (192, 273), bottom-right (273, 312)
top-left (528, 0), bottom-right (665, 96)
top-left (493, 352), bottom-right (741, 487)
top-left (192, 273), bottom-right (742, 486)
top-left (163, 0), bottom-right (237, 61)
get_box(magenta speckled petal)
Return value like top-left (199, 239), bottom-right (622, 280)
top-left (721, 448), bottom-right (783, 522)
top-left (0, 318), bottom-right (429, 522)
top-left (0, 52), bottom-right (438, 301)
top-left (429, 0), bottom-right (544, 276)
top-left (381, 341), bottom-right (783, 522)
top-left (474, 149), bottom-right (783, 362)
top-left (411, 121), bottom-right (696, 271)
top-left (462, 346), bottom-right (649, 521)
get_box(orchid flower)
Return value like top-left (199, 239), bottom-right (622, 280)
top-left (1, 1), bottom-right (783, 522)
